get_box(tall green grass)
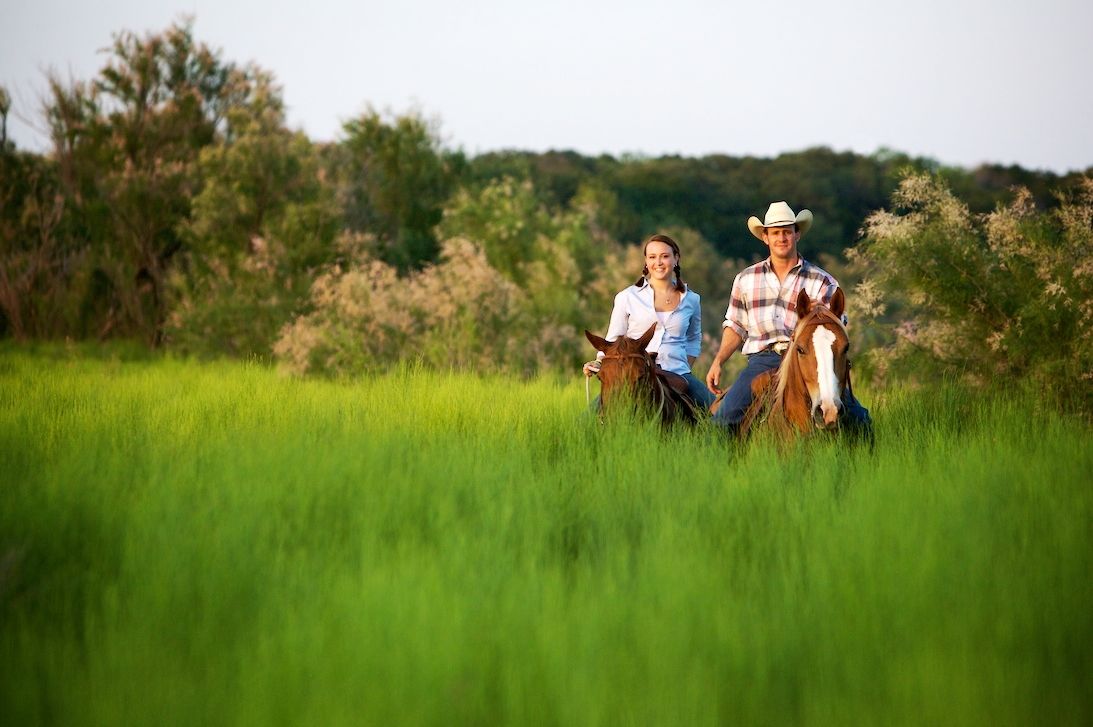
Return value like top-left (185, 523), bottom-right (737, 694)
top-left (1, 348), bottom-right (1090, 725)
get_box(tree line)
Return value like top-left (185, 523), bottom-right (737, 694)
top-left (1, 20), bottom-right (1089, 411)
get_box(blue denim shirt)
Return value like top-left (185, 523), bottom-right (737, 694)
top-left (602, 282), bottom-right (703, 375)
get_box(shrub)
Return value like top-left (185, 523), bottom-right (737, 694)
top-left (273, 237), bottom-right (528, 376)
top-left (853, 172), bottom-right (1092, 414)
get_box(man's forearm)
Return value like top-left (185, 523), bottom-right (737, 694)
top-left (712, 327), bottom-right (744, 364)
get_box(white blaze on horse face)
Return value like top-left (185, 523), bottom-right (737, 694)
top-left (811, 325), bottom-right (842, 426)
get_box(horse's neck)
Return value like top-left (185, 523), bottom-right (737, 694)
top-left (773, 353), bottom-right (812, 431)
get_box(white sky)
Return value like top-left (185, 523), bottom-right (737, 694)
top-left (3, 0), bottom-right (1091, 173)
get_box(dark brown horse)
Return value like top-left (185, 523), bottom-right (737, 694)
top-left (585, 325), bottom-right (697, 426)
top-left (739, 288), bottom-right (855, 438)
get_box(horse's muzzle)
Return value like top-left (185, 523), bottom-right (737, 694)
top-left (812, 403), bottom-right (842, 430)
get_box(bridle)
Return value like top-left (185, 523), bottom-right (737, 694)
top-left (786, 307), bottom-right (847, 364)
top-left (600, 351), bottom-right (655, 365)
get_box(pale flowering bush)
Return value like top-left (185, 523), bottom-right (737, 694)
top-left (853, 172), bottom-right (1093, 414)
top-left (273, 236), bottom-right (566, 376)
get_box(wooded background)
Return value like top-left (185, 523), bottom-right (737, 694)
top-left (2, 21), bottom-right (1089, 412)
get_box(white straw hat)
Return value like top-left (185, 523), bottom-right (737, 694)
top-left (747, 201), bottom-right (813, 241)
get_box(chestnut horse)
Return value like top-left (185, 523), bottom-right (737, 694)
top-left (739, 288), bottom-right (855, 438)
top-left (585, 325), bottom-right (697, 426)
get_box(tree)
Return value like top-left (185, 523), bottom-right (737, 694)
top-left (334, 109), bottom-right (464, 271)
top-left (166, 72), bottom-right (339, 356)
top-left (0, 142), bottom-right (70, 339)
top-left (0, 86), bottom-right (10, 152)
top-left (44, 19), bottom-right (250, 343)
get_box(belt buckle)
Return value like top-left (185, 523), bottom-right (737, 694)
top-left (772, 341), bottom-right (790, 355)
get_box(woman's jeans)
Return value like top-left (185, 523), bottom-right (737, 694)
top-left (683, 372), bottom-right (716, 410)
top-left (712, 351), bottom-right (871, 432)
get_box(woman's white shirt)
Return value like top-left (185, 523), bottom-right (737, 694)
top-left (601, 283), bottom-right (702, 375)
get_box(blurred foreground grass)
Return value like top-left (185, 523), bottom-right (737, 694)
top-left (1, 347), bottom-right (1090, 725)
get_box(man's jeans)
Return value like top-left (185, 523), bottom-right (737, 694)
top-left (712, 351), bottom-right (871, 432)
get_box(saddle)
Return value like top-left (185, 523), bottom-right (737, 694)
top-left (653, 366), bottom-right (690, 397)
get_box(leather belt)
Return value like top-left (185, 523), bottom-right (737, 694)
top-left (768, 341), bottom-right (791, 355)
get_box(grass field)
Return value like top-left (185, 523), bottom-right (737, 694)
top-left (1, 346), bottom-right (1091, 725)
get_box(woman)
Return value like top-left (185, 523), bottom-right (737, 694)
top-left (584, 234), bottom-right (714, 410)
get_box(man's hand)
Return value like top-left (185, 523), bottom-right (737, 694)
top-left (705, 360), bottom-right (722, 394)
top-left (707, 327), bottom-right (743, 394)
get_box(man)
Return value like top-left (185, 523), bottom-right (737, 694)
top-left (705, 201), bottom-right (872, 435)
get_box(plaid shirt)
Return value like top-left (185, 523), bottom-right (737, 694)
top-left (723, 256), bottom-right (842, 355)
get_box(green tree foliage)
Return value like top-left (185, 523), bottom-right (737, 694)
top-left (333, 109), bottom-right (464, 271)
top-left (0, 143), bottom-right (72, 339)
top-left (940, 162), bottom-right (1092, 215)
top-left (0, 86), bottom-right (10, 152)
top-left (465, 147), bottom-right (1091, 265)
top-left (438, 176), bottom-right (621, 352)
top-left (0, 85), bottom-right (103, 340)
top-left (165, 73), bottom-right (339, 357)
top-left (43, 19), bottom-right (248, 343)
top-left (466, 146), bottom-right (944, 259)
top-left (852, 172), bottom-right (1093, 414)
top-left (466, 149), bottom-right (606, 212)
top-left (437, 176), bottom-right (550, 283)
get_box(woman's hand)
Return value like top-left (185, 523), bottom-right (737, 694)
top-left (583, 360), bottom-right (601, 378)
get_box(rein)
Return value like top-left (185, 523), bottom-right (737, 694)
top-left (600, 352), bottom-right (652, 362)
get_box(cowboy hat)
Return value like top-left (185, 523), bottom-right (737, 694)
top-left (747, 201), bottom-right (813, 241)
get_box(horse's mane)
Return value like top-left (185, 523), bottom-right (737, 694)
top-left (771, 348), bottom-right (794, 408)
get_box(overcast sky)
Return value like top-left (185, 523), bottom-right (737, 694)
top-left (3, 0), bottom-right (1091, 173)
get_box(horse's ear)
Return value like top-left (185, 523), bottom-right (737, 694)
top-left (636, 323), bottom-right (657, 350)
top-left (585, 330), bottom-right (609, 352)
top-left (795, 289), bottom-right (812, 317)
top-left (829, 287), bottom-right (845, 318)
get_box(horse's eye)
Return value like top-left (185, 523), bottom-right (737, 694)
top-left (796, 344), bottom-right (806, 355)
